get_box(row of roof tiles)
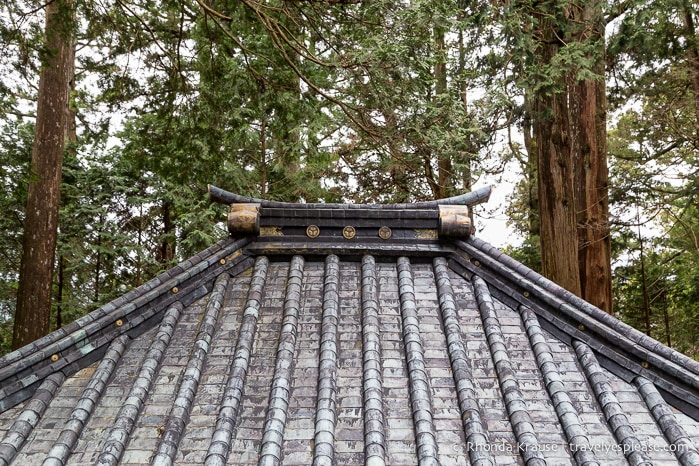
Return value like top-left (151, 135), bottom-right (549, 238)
top-left (0, 187), bottom-right (697, 465)
top-left (0, 243), bottom-right (697, 465)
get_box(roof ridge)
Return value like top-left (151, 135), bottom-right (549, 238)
top-left (453, 238), bottom-right (699, 421)
top-left (464, 236), bottom-right (699, 377)
top-left (0, 237), bottom-right (253, 413)
top-left (208, 184), bottom-right (493, 209)
top-left (0, 237), bottom-right (242, 372)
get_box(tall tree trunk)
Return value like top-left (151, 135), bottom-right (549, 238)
top-left (458, 28), bottom-right (474, 223)
top-left (260, 116), bottom-right (267, 196)
top-left (56, 37), bottom-right (77, 329)
top-left (136, 204), bottom-right (144, 287)
top-left (95, 214), bottom-right (103, 303)
top-left (534, 13), bottom-right (581, 296)
top-left (638, 223), bottom-right (652, 336)
top-left (13, 0), bottom-right (74, 350)
top-left (536, 88), bottom-right (581, 295)
top-left (661, 290), bottom-right (671, 347)
top-left (571, 0), bottom-right (612, 313)
top-left (533, 1), bottom-right (611, 307)
top-left (273, 13), bottom-right (302, 201)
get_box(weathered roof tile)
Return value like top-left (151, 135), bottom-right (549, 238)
top-left (1, 191), bottom-right (698, 465)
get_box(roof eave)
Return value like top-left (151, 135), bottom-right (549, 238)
top-left (0, 237), bottom-right (255, 413)
top-left (452, 236), bottom-right (699, 421)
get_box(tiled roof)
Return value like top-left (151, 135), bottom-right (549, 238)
top-left (1, 188), bottom-right (698, 466)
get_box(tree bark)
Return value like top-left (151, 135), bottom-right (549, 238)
top-left (638, 223), bottom-right (652, 336)
top-left (571, 1), bottom-right (613, 313)
top-left (533, 1), bottom-right (611, 308)
top-left (56, 255), bottom-right (65, 330)
top-left (13, 0), bottom-right (74, 350)
top-left (573, 78), bottom-right (613, 313)
top-left (458, 28), bottom-right (474, 223)
top-left (534, 13), bottom-right (581, 296)
top-left (536, 89), bottom-right (581, 296)
top-left (95, 215), bottom-right (103, 303)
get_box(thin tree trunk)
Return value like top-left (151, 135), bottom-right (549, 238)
top-left (458, 28), bottom-right (474, 223)
top-left (522, 94), bottom-right (540, 241)
top-left (56, 255), bottom-right (64, 330)
top-left (662, 290), bottom-right (671, 347)
top-left (682, 0), bottom-right (699, 124)
top-left (95, 215), bottom-right (102, 303)
top-left (136, 204), bottom-right (143, 286)
top-left (13, 0), bottom-right (74, 350)
top-left (638, 225), bottom-right (652, 336)
top-left (273, 14), bottom-right (302, 201)
top-left (160, 200), bottom-right (175, 263)
top-left (435, 24), bottom-right (452, 199)
top-left (260, 117), bottom-right (267, 196)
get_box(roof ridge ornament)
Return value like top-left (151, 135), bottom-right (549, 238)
top-left (211, 185), bottom-right (492, 244)
top-left (438, 205), bottom-right (472, 238)
top-left (227, 203), bottom-right (260, 236)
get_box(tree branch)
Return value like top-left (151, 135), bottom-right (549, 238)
top-left (196, 0), bottom-right (231, 21)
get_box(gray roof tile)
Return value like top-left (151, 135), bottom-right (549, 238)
top-left (1, 193), bottom-right (698, 465)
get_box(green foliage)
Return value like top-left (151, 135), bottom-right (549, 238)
top-left (613, 219), bottom-right (699, 360)
top-left (0, 119), bottom-right (32, 355)
top-left (503, 235), bottom-right (541, 273)
top-left (1, 0), bottom-right (697, 359)
top-left (604, 0), bottom-right (699, 358)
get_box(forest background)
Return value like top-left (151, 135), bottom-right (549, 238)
top-left (0, 0), bottom-right (697, 357)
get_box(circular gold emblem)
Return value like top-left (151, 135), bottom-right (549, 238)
top-left (306, 225), bottom-right (320, 238)
top-left (342, 226), bottom-right (356, 240)
top-left (378, 226), bottom-right (392, 240)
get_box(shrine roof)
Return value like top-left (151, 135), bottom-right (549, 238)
top-left (0, 186), bottom-right (697, 466)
